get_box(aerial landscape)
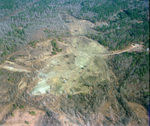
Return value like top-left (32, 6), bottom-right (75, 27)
top-left (0, 0), bottom-right (149, 126)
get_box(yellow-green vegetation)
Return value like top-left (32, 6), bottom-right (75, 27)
top-left (51, 39), bottom-right (62, 55)
top-left (29, 111), bottom-right (36, 116)
top-left (11, 113), bottom-right (14, 117)
top-left (25, 121), bottom-right (29, 124)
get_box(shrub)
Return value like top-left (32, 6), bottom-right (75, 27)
top-left (11, 113), bottom-right (14, 117)
top-left (51, 39), bottom-right (62, 54)
top-left (13, 104), bottom-right (17, 109)
top-left (19, 105), bottom-right (24, 109)
top-left (52, 51), bottom-right (56, 55)
top-left (25, 121), bottom-right (29, 124)
top-left (29, 111), bottom-right (36, 116)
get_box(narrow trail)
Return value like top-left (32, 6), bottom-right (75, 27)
top-left (109, 44), bottom-right (144, 55)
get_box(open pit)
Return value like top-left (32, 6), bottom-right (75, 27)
top-left (31, 36), bottom-right (110, 95)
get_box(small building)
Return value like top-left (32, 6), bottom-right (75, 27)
top-left (131, 43), bottom-right (139, 47)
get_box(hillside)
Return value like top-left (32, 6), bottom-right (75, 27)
top-left (0, 0), bottom-right (149, 126)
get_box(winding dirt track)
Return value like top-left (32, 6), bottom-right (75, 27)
top-left (91, 43), bottom-right (144, 58)
top-left (108, 44), bottom-right (144, 55)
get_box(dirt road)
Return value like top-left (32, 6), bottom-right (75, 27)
top-left (91, 43), bottom-right (144, 57)
top-left (108, 44), bottom-right (144, 56)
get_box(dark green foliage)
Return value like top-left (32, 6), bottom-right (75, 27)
top-left (28, 41), bottom-right (38, 48)
top-left (0, 0), bottom-right (15, 10)
top-left (124, 9), bottom-right (147, 20)
top-left (19, 104), bottom-right (24, 109)
top-left (51, 39), bottom-right (57, 48)
top-left (86, 34), bottom-right (108, 47)
top-left (13, 104), bottom-right (17, 109)
top-left (80, 0), bottom-right (130, 22)
top-left (52, 51), bottom-right (56, 55)
top-left (51, 39), bottom-right (62, 55)
top-left (9, 57), bottom-right (15, 61)
top-left (25, 121), bottom-right (29, 124)
top-left (29, 111), bottom-right (36, 116)
top-left (68, 95), bottom-right (72, 99)
top-left (7, 26), bottom-right (25, 40)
